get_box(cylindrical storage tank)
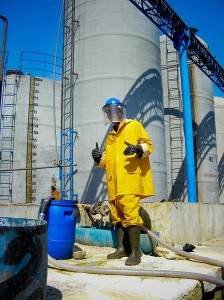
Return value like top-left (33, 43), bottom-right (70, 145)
top-left (160, 35), bottom-right (219, 203)
top-left (41, 200), bottom-right (77, 259)
top-left (73, 0), bottom-right (167, 203)
top-left (214, 96), bottom-right (224, 204)
top-left (189, 50), bottom-right (219, 203)
top-left (0, 72), bottom-right (61, 203)
top-left (0, 217), bottom-right (48, 299)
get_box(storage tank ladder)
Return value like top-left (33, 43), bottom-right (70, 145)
top-left (165, 37), bottom-right (185, 200)
top-left (0, 75), bottom-right (19, 201)
top-left (60, 0), bottom-right (78, 200)
top-left (219, 155), bottom-right (224, 198)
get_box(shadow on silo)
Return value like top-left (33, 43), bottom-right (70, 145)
top-left (165, 110), bottom-right (217, 201)
top-left (164, 107), bottom-right (187, 200)
top-left (81, 68), bottom-right (163, 204)
top-left (194, 111), bottom-right (217, 169)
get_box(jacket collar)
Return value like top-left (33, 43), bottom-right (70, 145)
top-left (110, 119), bottom-right (132, 134)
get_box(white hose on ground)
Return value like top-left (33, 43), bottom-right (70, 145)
top-left (48, 254), bottom-right (224, 286)
top-left (48, 226), bottom-right (224, 287)
top-left (141, 226), bottom-right (224, 268)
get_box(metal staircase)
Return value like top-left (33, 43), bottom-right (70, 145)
top-left (165, 37), bottom-right (185, 200)
top-left (60, 0), bottom-right (79, 200)
top-left (0, 73), bottom-right (20, 201)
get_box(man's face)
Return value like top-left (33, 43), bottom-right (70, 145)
top-left (107, 108), bottom-right (123, 123)
top-left (103, 103), bottom-right (126, 125)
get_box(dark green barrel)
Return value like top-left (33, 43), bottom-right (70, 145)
top-left (0, 217), bottom-right (48, 300)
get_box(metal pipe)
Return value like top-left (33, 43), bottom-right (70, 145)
top-left (0, 15), bottom-right (8, 107)
top-left (174, 29), bottom-right (197, 203)
top-left (70, 128), bottom-right (74, 200)
top-left (0, 163), bottom-right (77, 172)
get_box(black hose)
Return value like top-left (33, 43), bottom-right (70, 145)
top-left (39, 199), bottom-right (51, 220)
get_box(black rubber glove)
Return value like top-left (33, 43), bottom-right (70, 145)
top-left (123, 141), bottom-right (143, 158)
top-left (92, 142), bottom-right (102, 163)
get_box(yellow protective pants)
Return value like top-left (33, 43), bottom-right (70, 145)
top-left (109, 195), bottom-right (143, 228)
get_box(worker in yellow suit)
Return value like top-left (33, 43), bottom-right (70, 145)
top-left (92, 98), bottom-right (154, 266)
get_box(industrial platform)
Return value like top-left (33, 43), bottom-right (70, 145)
top-left (46, 238), bottom-right (224, 300)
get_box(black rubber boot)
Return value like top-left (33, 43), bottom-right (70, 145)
top-left (107, 224), bottom-right (131, 259)
top-left (125, 225), bottom-right (141, 266)
top-left (39, 199), bottom-right (51, 220)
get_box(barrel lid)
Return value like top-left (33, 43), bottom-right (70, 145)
top-left (47, 200), bottom-right (78, 207)
top-left (6, 69), bottom-right (23, 75)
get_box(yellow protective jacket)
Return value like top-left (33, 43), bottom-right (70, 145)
top-left (98, 119), bottom-right (154, 200)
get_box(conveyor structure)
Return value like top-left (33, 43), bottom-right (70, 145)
top-left (129, 0), bottom-right (224, 92)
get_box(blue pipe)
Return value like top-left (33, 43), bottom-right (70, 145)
top-left (59, 128), bottom-right (63, 199)
top-left (70, 127), bottom-right (74, 200)
top-left (174, 30), bottom-right (197, 203)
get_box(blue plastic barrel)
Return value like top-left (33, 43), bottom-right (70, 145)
top-left (0, 217), bottom-right (48, 300)
top-left (43, 200), bottom-right (77, 259)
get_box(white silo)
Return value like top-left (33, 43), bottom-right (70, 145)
top-left (0, 1), bottom-right (168, 204)
top-left (0, 72), bottom-right (61, 203)
top-left (214, 96), bottom-right (224, 204)
top-left (160, 34), bottom-right (219, 203)
top-left (71, 0), bottom-right (167, 203)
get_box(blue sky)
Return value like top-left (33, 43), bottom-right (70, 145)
top-left (1, 0), bottom-right (223, 96)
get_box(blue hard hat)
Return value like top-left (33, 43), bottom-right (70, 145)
top-left (102, 98), bottom-right (126, 125)
top-left (102, 98), bottom-right (126, 110)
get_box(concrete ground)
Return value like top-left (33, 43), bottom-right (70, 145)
top-left (46, 238), bottom-right (224, 300)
